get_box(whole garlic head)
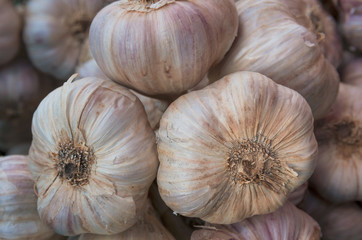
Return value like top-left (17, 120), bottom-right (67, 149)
top-left (191, 202), bottom-right (321, 240)
top-left (157, 71), bottom-right (318, 224)
top-left (28, 76), bottom-right (159, 235)
top-left (209, 0), bottom-right (341, 120)
top-left (89, 0), bottom-right (239, 97)
top-left (0, 155), bottom-right (62, 240)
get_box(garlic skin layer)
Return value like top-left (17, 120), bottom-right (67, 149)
top-left (0, 155), bottom-right (61, 240)
top-left (0, 0), bottom-right (21, 65)
top-left (89, 0), bottom-right (238, 96)
top-left (209, 0), bottom-right (340, 120)
top-left (23, 0), bottom-right (112, 80)
top-left (191, 202), bottom-right (321, 240)
top-left (28, 77), bottom-right (159, 235)
top-left (311, 82), bottom-right (362, 202)
top-left (157, 71), bottom-right (318, 224)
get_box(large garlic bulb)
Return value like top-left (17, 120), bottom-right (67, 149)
top-left (0, 0), bottom-right (21, 65)
top-left (311, 82), bottom-right (362, 202)
top-left (209, 0), bottom-right (341, 120)
top-left (157, 71), bottom-right (318, 224)
top-left (0, 155), bottom-right (62, 240)
top-left (89, 0), bottom-right (239, 97)
top-left (23, 0), bottom-right (113, 80)
top-left (191, 202), bottom-right (321, 240)
top-left (28, 76), bottom-right (159, 235)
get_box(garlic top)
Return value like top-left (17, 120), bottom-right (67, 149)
top-left (89, 0), bottom-right (239, 96)
top-left (208, 0), bottom-right (340, 120)
top-left (157, 71), bottom-right (318, 224)
top-left (191, 202), bottom-right (321, 240)
top-left (28, 76), bottom-right (159, 235)
top-left (0, 155), bottom-right (61, 240)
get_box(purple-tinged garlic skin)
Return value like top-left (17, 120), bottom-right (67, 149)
top-left (89, 0), bottom-right (239, 97)
top-left (209, 0), bottom-right (341, 120)
top-left (342, 58), bottom-right (362, 87)
top-left (311, 82), bottom-right (362, 202)
top-left (191, 202), bottom-right (321, 240)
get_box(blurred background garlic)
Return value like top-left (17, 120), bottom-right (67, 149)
top-left (23, 0), bottom-right (114, 80)
top-left (0, 155), bottom-right (64, 239)
top-left (0, 0), bottom-right (21, 65)
top-left (28, 76), bottom-right (159, 235)
top-left (208, 0), bottom-right (341, 120)
top-left (89, 0), bottom-right (239, 97)
top-left (191, 202), bottom-right (321, 240)
top-left (311, 82), bottom-right (362, 202)
top-left (157, 71), bottom-right (318, 224)
top-left (341, 57), bottom-right (362, 87)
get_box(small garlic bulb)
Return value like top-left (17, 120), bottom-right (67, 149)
top-left (0, 155), bottom-right (63, 240)
top-left (23, 0), bottom-right (113, 80)
top-left (28, 76), bottom-right (159, 235)
top-left (157, 71), bottom-right (318, 224)
top-left (311, 82), bottom-right (362, 202)
top-left (191, 202), bottom-right (321, 240)
top-left (0, 0), bottom-right (21, 65)
top-left (89, 0), bottom-right (239, 97)
top-left (209, 0), bottom-right (341, 119)
top-left (73, 201), bottom-right (175, 240)
top-left (342, 58), bottom-right (362, 87)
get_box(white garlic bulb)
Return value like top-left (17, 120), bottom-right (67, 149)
top-left (23, 0), bottom-right (113, 80)
top-left (28, 76), bottom-right (159, 235)
top-left (0, 155), bottom-right (63, 240)
top-left (191, 202), bottom-right (321, 240)
top-left (157, 71), bottom-right (318, 224)
top-left (0, 0), bottom-right (21, 65)
top-left (209, 0), bottom-right (341, 120)
top-left (89, 0), bottom-right (239, 97)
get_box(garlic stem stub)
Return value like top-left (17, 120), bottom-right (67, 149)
top-left (89, 0), bottom-right (239, 97)
top-left (157, 71), bottom-right (318, 224)
top-left (28, 76), bottom-right (159, 235)
top-left (342, 58), bottom-right (362, 87)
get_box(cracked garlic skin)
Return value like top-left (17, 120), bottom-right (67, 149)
top-left (28, 76), bottom-right (158, 236)
top-left (89, 0), bottom-right (238, 97)
top-left (0, 155), bottom-right (62, 240)
top-left (0, 0), bottom-right (21, 65)
top-left (157, 71), bottom-right (318, 224)
top-left (191, 202), bottom-right (321, 240)
top-left (311, 82), bottom-right (362, 202)
top-left (208, 0), bottom-right (340, 120)
top-left (23, 0), bottom-right (113, 80)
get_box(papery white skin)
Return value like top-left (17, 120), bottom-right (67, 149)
top-left (89, 0), bottom-right (238, 96)
top-left (209, 0), bottom-right (340, 120)
top-left (342, 58), bottom-right (362, 87)
top-left (311, 83), bottom-right (362, 202)
top-left (28, 77), bottom-right (158, 235)
top-left (0, 0), bottom-right (21, 65)
top-left (157, 71), bottom-right (318, 224)
top-left (0, 155), bottom-right (62, 240)
top-left (23, 0), bottom-right (113, 80)
top-left (191, 202), bottom-right (321, 240)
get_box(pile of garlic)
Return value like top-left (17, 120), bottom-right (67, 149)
top-left (1, 0), bottom-right (361, 239)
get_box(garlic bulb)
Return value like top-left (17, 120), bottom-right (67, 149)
top-left (191, 202), bottom-right (321, 240)
top-left (0, 0), bottom-right (21, 65)
top-left (208, 0), bottom-right (341, 120)
top-left (311, 82), bottom-right (362, 202)
top-left (89, 0), bottom-right (239, 97)
top-left (77, 59), bottom-right (169, 130)
top-left (342, 58), bottom-right (362, 87)
top-left (23, 0), bottom-right (113, 80)
top-left (28, 76), bottom-right (159, 235)
top-left (0, 155), bottom-right (63, 240)
top-left (157, 71), bottom-right (318, 224)
top-left (72, 201), bottom-right (175, 240)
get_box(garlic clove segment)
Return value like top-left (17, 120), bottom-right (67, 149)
top-left (157, 71), bottom-right (318, 224)
top-left (0, 155), bottom-right (63, 240)
top-left (208, 0), bottom-right (341, 120)
top-left (89, 0), bottom-right (239, 97)
top-left (191, 202), bottom-right (321, 240)
top-left (28, 76), bottom-right (159, 235)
